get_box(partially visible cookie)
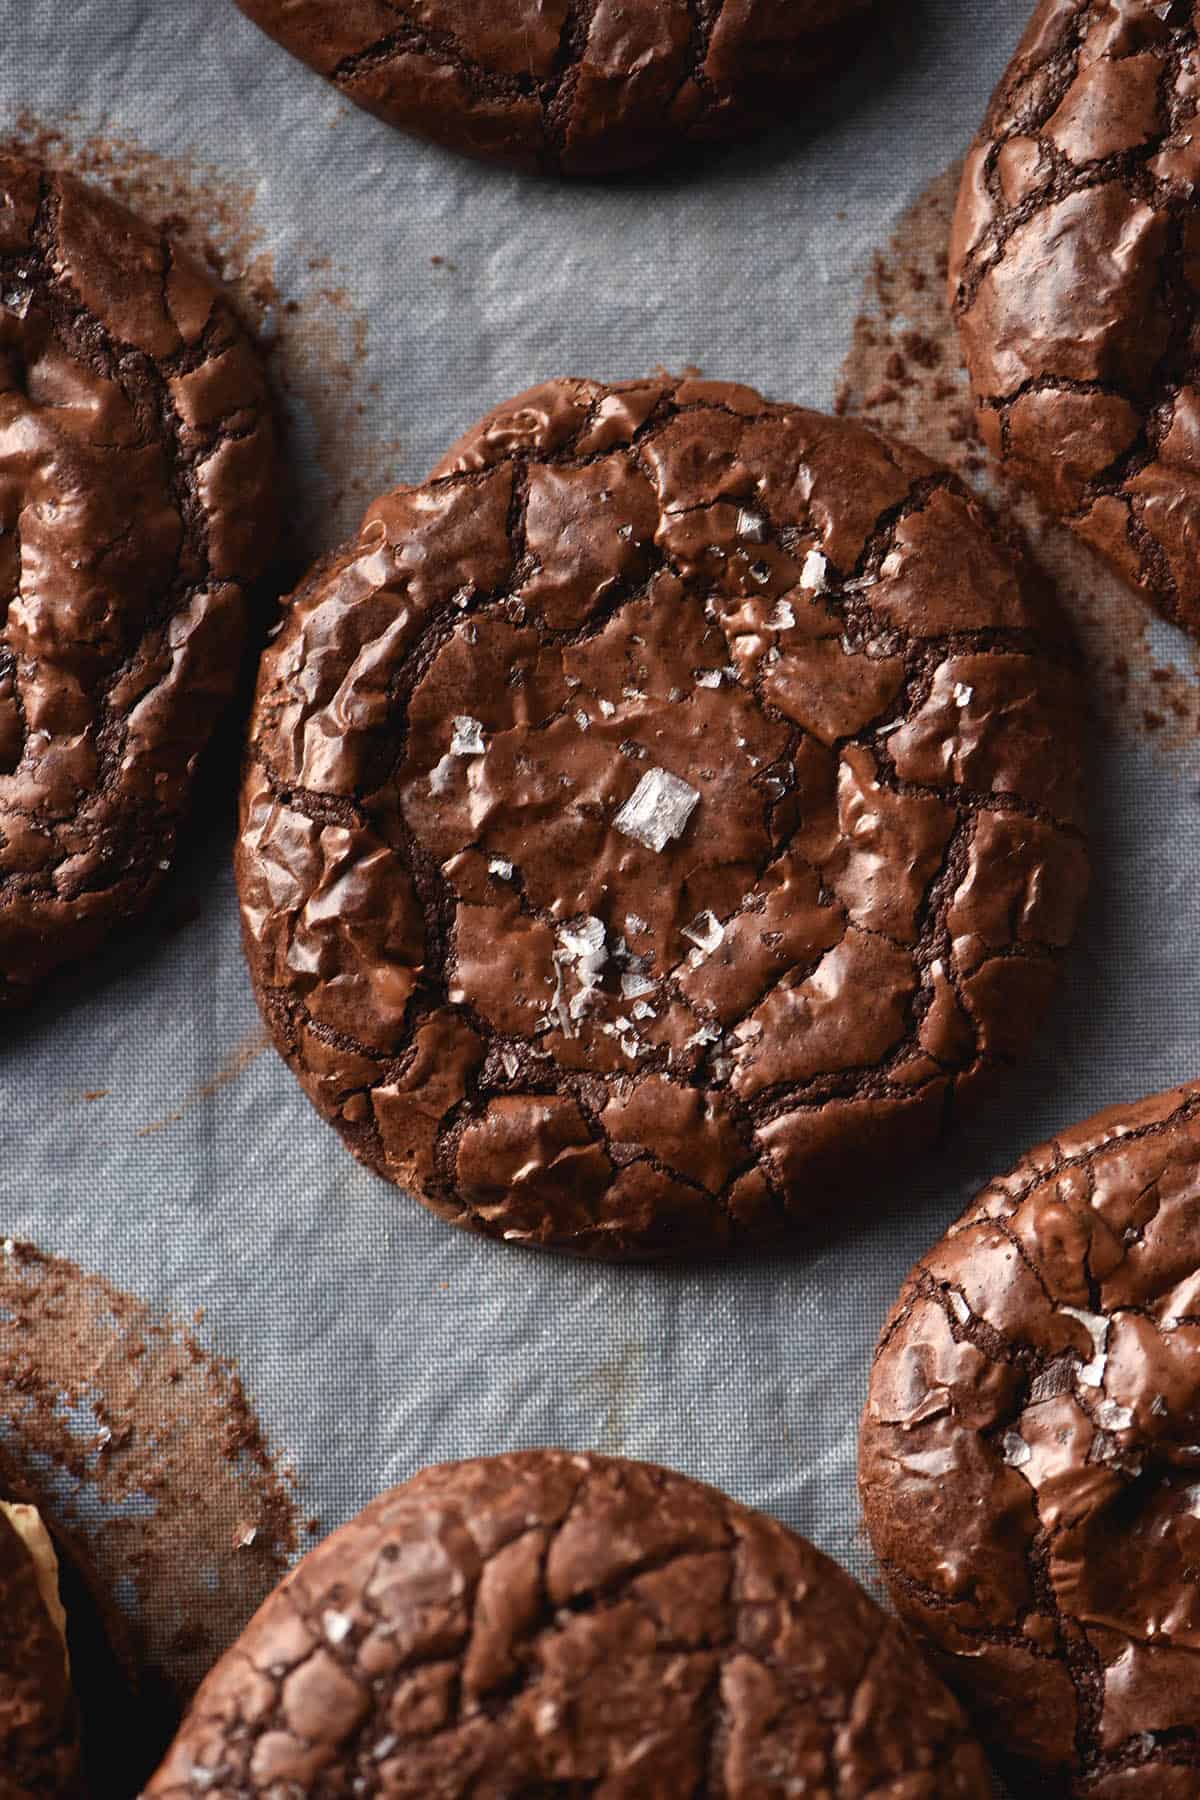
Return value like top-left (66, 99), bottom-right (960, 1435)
top-left (0, 155), bottom-right (279, 1004)
top-left (145, 1450), bottom-right (992, 1797)
top-left (0, 1498), bottom-right (80, 1799)
top-left (234, 0), bottom-right (874, 176)
top-left (861, 1081), bottom-right (1200, 1797)
top-left (951, 1), bottom-right (1200, 637)
top-left (237, 374), bottom-right (1088, 1259)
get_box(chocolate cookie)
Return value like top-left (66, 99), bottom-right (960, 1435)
top-left (237, 375), bottom-right (1089, 1258)
top-left (145, 1450), bottom-right (992, 1796)
top-left (0, 1499), bottom-right (80, 1798)
top-left (951, 1), bottom-right (1200, 638)
top-left (0, 155), bottom-right (279, 1004)
top-left (860, 1081), bottom-right (1200, 1797)
top-left (234, 0), bottom-right (873, 176)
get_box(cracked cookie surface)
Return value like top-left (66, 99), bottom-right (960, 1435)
top-left (0, 1499), bottom-right (79, 1800)
top-left (144, 1449), bottom-right (992, 1798)
top-left (0, 154), bottom-right (279, 1005)
top-left (236, 375), bottom-right (1089, 1259)
top-left (951, 0), bottom-right (1200, 638)
top-left (860, 1081), bottom-right (1200, 1797)
top-left (233, 0), bottom-right (873, 176)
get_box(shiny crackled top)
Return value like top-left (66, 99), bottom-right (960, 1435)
top-left (237, 376), bottom-right (1088, 1257)
top-left (862, 1082), bottom-right (1200, 1796)
top-left (234, 0), bottom-right (874, 176)
top-left (144, 1451), bottom-right (992, 1797)
top-left (0, 153), bottom-right (278, 1001)
top-left (952, 0), bottom-right (1200, 637)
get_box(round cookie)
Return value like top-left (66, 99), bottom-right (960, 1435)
top-left (860, 1081), bottom-right (1200, 1798)
top-left (234, 0), bottom-right (874, 177)
top-left (0, 1499), bottom-right (80, 1799)
top-left (237, 375), bottom-right (1089, 1259)
top-left (0, 154), bottom-right (279, 1004)
top-left (144, 1450), bottom-right (992, 1797)
top-left (951, 0), bottom-right (1200, 638)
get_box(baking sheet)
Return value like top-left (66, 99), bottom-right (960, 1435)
top-left (5, 0), bottom-right (1200, 1782)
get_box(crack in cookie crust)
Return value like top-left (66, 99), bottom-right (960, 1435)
top-left (861, 1081), bottom-right (1200, 1797)
top-left (143, 1450), bottom-right (993, 1798)
top-left (233, 0), bottom-right (874, 176)
top-left (235, 376), bottom-right (1088, 1259)
top-left (0, 155), bottom-right (279, 1004)
top-left (950, 0), bottom-right (1200, 637)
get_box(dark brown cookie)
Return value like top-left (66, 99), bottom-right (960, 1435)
top-left (860, 1081), bottom-right (1200, 1798)
top-left (950, 1), bottom-right (1200, 639)
top-left (0, 155), bottom-right (279, 1004)
top-left (236, 375), bottom-right (1089, 1259)
top-left (144, 1450), bottom-right (993, 1797)
top-left (233, 0), bottom-right (873, 177)
top-left (0, 1500), bottom-right (81, 1799)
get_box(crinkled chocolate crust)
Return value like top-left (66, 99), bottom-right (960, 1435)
top-left (237, 376), bottom-right (1088, 1259)
top-left (0, 155), bottom-right (279, 1003)
top-left (234, 0), bottom-right (873, 177)
top-left (861, 1081), bottom-right (1200, 1797)
top-left (146, 1450), bottom-right (992, 1797)
top-left (951, 0), bottom-right (1200, 637)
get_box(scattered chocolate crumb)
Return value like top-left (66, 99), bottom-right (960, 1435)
top-left (0, 1242), bottom-right (298, 1721)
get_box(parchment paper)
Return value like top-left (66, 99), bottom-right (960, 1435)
top-left (5, 2), bottom-right (1200, 1784)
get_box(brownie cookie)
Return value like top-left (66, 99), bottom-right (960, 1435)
top-left (860, 1082), bottom-right (1200, 1797)
top-left (237, 375), bottom-right (1089, 1258)
top-left (0, 155), bottom-right (279, 1004)
top-left (234, 0), bottom-right (873, 177)
top-left (951, 1), bottom-right (1200, 638)
top-left (145, 1449), bottom-right (992, 1796)
top-left (0, 1498), bottom-right (80, 1798)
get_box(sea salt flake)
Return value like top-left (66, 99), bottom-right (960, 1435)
top-left (685, 1023), bottom-right (723, 1050)
top-left (621, 1033), bottom-right (642, 1058)
top-left (682, 911), bottom-right (725, 956)
top-left (767, 599), bottom-right (796, 630)
top-left (428, 752), bottom-right (459, 793)
top-left (1096, 1400), bottom-right (1134, 1432)
top-left (696, 668), bottom-right (724, 689)
top-left (501, 1050), bottom-right (520, 1079)
top-left (451, 715), bottom-right (487, 756)
top-left (373, 1735), bottom-right (400, 1761)
top-left (622, 686), bottom-right (645, 701)
top-left (576, 710), bottom-right (591, 730)
top-left (952, 682), bottom-right (975, 708)
top-left (1002, 1432), bottom-right (1032, 1469)
top-left (880, 551), bottom-right (904, 579)
top-left (632, 1001), bottom-right (655, 1021)
top-left (488, 858), bottom-right (515, 880)
top-left (949, 1290), bottom-right (971, 1325)
top-left (749, 561), bottom-right (771, 585)
top-left (737, 508), bottom-right (768, 542)
top-left (626, 913), bottom-right (649, 935)
top-left (614, 768), bottom-right (700, 853)
top-left (801, 549), bottom-right (829, 593)
top-left (323, 1609), bottom-right (354, 1645)
top-left (188, 1767), bottom-right (228, 1793)
top-left (621, 969), bottom-right (656, 999)
top-left (598, 699), bottom-right (617, 717)
top-left (1061, 1305), bottom-right (1110, 1388)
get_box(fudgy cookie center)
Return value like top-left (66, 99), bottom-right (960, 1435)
top-left (398, 561), bottom-right (877, 1088)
